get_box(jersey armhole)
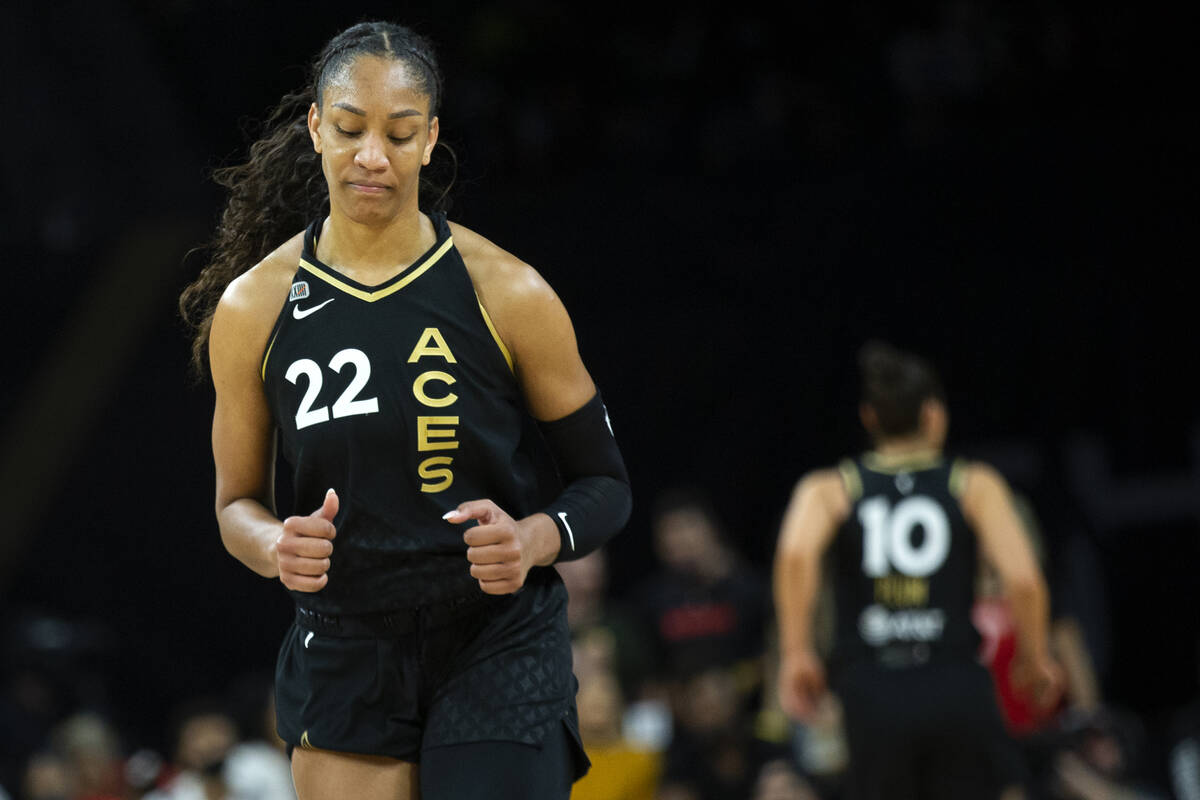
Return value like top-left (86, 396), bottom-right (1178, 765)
top-left (948, 458), bottom-right (969, 499)
top-left (474, 291), bottom-right (515, 375)
top-left (258, 298), bottom-right (291, 383)
top-left (837, 459), bottom-right (863, 502)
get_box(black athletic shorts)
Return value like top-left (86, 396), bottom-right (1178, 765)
top-left (274, 569), bottom-right (589, 781)
top-left (833, 659), bottom-right (1028, 800)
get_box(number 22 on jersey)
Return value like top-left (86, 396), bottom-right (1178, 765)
top-left (285, 348), bottom-right (379, 430)
top-left (281, 329), bottom-right (461, 494)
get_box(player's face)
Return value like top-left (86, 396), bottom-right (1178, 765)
top-left (308, 56), bottom-right (440, 226)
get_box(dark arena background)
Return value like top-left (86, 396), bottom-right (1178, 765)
top-left (1, 3), bottom-right (1196, 798)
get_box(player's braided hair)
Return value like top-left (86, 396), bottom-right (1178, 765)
top-left (179, 21), bottom-right (453, 377)
top-left (858, 340), bottom-right (945, 437)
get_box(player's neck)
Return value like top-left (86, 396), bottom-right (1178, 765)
top-left (318, 206), bottom-right (436, 283)
top-left (870, 437), bottom-right (940, 463)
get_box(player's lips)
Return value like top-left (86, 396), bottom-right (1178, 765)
top-left (348, 181), bottom-right (392, 194)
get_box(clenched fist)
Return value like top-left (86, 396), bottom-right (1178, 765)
top-left (276, 488), bottom-right (338, 592)
top-left (778, 647), bottom-right (828, 722)
top-left (444, 499), bottom-right (558, 595)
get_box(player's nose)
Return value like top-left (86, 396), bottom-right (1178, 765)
top-left (354, 133), bottom-right (388, 170)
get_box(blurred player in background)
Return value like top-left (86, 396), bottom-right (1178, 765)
top-left (773, 340), bottom-right (1062, 799)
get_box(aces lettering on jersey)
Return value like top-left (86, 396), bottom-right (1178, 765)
top-left (282, 327), bottom-right (461, 494)
top-left (408, 327), bottom-right (459, 493)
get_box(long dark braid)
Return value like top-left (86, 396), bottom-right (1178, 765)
top-left (179, 21), bottom-right (451, 377)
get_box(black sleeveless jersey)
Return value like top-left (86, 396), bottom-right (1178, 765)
top-left (261, 213), bottom-right (545, 614)
top-left (829, 453), bottom-right (980, 669)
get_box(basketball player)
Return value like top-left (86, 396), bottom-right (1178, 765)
top-left (773, 341), bottom-right (1062, 799)
top-left (178, 21), bottom-right (631, 800)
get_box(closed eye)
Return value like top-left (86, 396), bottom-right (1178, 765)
top-left (334, 126), bottom-right (412, 144)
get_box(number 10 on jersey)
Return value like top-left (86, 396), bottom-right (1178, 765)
top-left (858, 495), bottom-right (950, 578)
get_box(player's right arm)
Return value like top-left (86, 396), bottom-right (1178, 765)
top-left (209, 236), bottom-right (335, 591)
top-left (773, 469), bottom-right (848, 720)
top-left (961, 462), bottom-right (1063, 708)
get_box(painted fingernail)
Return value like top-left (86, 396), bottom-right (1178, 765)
top-left (442, 510), bottom-right (459, 520)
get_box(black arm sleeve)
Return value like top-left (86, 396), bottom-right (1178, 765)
top-left (536, 391), bottom-right (632, 562)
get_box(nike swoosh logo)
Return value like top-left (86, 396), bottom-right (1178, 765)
top-left (304, 631), bottom-right (314, 648)
top-left (557, 511), bottom-right (575, 551)
top-left (293, 298), bottom-right (335, 319)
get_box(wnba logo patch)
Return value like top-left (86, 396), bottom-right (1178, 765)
top-left (289, 281), bottom-right (310, 301)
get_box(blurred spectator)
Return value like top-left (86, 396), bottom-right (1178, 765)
top-left (633, 487), bottom-right (770, 700)
top-left (657, 665), bottom-right (789, 800)
top-left (223, 738), bottom-right (294, 800)
top-left (558, 548), bottom-right (673, 752)
top-left (1048, 709), bottom-right (1169, 799)
top-left (223, 676), bottom-right (295, 800)
top-left (142, 687), bottom-right (295, 800)
top-left (751, 759), bottom-right (822, 800)
top-left (49, 712), bottom-right (125, 800)
top-left (21, 751), bottom-right (74, 800)
top-left (144, 698), bottom-right (238, 800)
top-left (785, 694), bottom-right (847, 800)
top-left (557, 549), bottom-right (656, 702)
top-left (0, 667), bottom-right (66, 793)
top-left (124, 748), bottom-right (167, 799)
top-left (1170, 698), bottom-right (1200, 800)
top-left (1, 611), bottom-right (112, 793)
top-left (571, 666), bottom-right (662, 800)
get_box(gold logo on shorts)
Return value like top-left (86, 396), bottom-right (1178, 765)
top-left (300, 730), bottom-right (313, 750)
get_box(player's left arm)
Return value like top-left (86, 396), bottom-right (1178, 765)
top-left (445, 232), bottom-right (631, 593)
top-left (962, 462), bottom-right (1063, 708)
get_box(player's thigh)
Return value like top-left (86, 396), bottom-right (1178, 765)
top-left (924, 663), bottom-right (1029, 800)
top-left (419, 722), bottom-right (575, 800)
top-left (291, 747), bottom-right (418, 800)
top-left (924, 734), bottom-right (1027, 800)
top-left (839, 724), bottom-right (919, 800)
top-left (835, 673), bottom-right (918, 798)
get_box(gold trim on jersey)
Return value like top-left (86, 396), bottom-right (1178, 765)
top-left (949, 458), bottom-right (969, 498)
top-left (261, 328), bottom-right (281, 382)
top-left (474, 293), bottom-right (514, 374)
top-left (298, 236), bottom-right (456, 302)
top-left (838, 459), bottom-right (863, 501)
top-left (861, 450), bottom-right (944, 474)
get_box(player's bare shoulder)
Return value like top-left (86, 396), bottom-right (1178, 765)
top-left (210, 232), bottom-right (305, 373)
top-left (219, 232), bottom-right (304, 320)
top-left (448, 221), bottom-right (557, 312)
top-left (799, 468), bottom-right (852, 521)
top-left (778, 467), bottom-right (850, 553)
top-left (958, 459), bottom-right (1011, 519)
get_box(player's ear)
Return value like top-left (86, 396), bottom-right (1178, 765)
top-left (921, 398), bottom-right (948, 444)
top-left (422, 116), bottom-right (439, 166)
top-left (308, 103), bottom-right (323, 153)
top-left (859, 403), bottom-right (879, 436)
